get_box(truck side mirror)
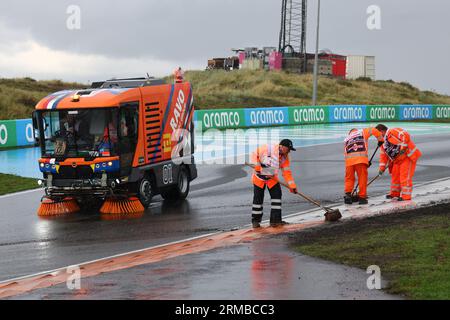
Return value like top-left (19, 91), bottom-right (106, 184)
top-left (32, 111), bottom-right (40, 144)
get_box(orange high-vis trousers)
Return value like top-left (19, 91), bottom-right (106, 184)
top-left (390, 157), bottom-right (417, 200)
top-left (345, 163), bottom-right (368, 199)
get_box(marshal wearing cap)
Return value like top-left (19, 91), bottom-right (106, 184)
top-left (249, 139), bottom-right (298, 228)
top-left (279, 139), bottom-right (296, 151)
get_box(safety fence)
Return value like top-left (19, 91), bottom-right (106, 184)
top-left (2, 105), bottom-right (450, 148)
top-left (194, 105), bottom-right (450, 130)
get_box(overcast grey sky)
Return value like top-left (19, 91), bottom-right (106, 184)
top-left (0, 0), bottom-right (449, 94)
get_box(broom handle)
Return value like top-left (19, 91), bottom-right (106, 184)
top-left (367, 174), bottom-right (381, 187)
top-left (368, 145), bottom-right (380, 165)
top-left (367, 156), bottom-right (391, 188)
top-left (352, 174), bottom-right (381, 196)
top-left (273, 175), bottom-right (332, 212)
top-left (352, 158), bottom-right (390, 197)
top-left (351, 145), bottom-right (380, 196)
top-left (245, 163), bottom-right (327, 211)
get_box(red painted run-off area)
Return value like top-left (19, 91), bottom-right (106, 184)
top-left (0, 221), bottom-right (321, 299)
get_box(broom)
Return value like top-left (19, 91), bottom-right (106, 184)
top-left (245, 163), bottom-right (342, 222)
top-left (351, 157), bottom-right (390, 201)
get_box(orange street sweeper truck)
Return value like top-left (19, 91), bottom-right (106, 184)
top-left (33, 76), bottom-right (197, 216)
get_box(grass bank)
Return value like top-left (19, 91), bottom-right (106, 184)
top-left (182, 70), bottom-right (450, 109)
top-left (0, 173), bottom-right (40, 196)
top-left (0, 77), bottom-right (85, 120)
top-left (2, 70), bottom-right (450, 119)
top-left (290, 204), bottom-right (450, 299)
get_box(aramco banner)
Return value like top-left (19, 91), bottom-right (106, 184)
top-left (3, 105), bottom-right (450, 148)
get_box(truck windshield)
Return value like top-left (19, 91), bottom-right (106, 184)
top-left (38, 109), bottom-right (119, 158)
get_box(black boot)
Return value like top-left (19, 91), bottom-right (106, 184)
top-left (252, 215), bottom-right (262, 228)
top-left (270, 211), bottom-right (283, 226)
top-left (270, 221), bottom-right (289, 227)
top-left (386, 194), bottom-right (394, 199)
top-left (344, 193), bottom-right (353, 204)
top-left (359, 198), bottom-right (368, 205)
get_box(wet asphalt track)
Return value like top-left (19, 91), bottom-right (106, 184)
top-left (13, 237), bottom-right (399, 300)
top-left (1, 133), bottom-right (450, 282)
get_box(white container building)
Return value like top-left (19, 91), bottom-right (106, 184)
top-left (346, 55), bottom-right (376, 80)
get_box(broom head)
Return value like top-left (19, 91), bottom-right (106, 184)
top-left (100, 196), bottom-right (145, 215)
top-left (324, 209), bottom-right (342, 222)
top-left (37, 197), bottom-right (80, 217)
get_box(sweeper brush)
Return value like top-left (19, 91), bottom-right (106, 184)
top-left (99, 196), bottom-right (145, 215)
top-left (37, 197), bottom-right (80, 216)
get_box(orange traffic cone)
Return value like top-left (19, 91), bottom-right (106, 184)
top-left (100, 197), bottom-right (145, 215)
top-left (37, 197), bottom-right (80, 217)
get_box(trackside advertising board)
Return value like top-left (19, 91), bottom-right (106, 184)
top-left (399, 105), bottom-right (433, 120)
top-left (15, 119), bottom-right (36, 146)
top-left (288, 106), bottom-right (329, 124)
top-left (366, 105), bottom-right (400, 121)
top-left (244, 107), bottom-right (289, 127)
top-left (328, 105), bottom-right (366, 123)
top-left (3, 105), bottom-right (450, 148)
top-left (433, 105), bottom-right (450, 120)
top-left (194, 109), bottom-right (245, 129)
top-left (196, 105), bottom-right (449, 129)
top-left (0, 119), bottom-right (35, 149)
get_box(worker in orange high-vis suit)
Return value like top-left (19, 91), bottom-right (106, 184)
top-left (250, 139), bottom-right (297, 228)
top-left (344, 127), bottom-right (384, 205)
top-left (375, 124), bottom-right (422, 201)
top-left (173, 67), bottom-right (184, 83)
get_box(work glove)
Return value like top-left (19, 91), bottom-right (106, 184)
top-left (368, 161), bottom-right (372, 168)
top-left (290, 188), bottom-right (298, 194)
top-left (378, 169), bottom-right (385, 176)
top-left (399, 149), bottom-right (406, 155)
top-left (378, 141), bottom-right (384, 147)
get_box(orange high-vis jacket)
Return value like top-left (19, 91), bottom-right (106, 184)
top-left (379, 128), bottom-right (422, 171)
top-left (174, 69), bottom-right (184, 83)
top-left (250, 144), bottom-right (297, 190)
top-left (344, 127), bottom-right (384, 167)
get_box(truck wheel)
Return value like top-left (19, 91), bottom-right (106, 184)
top-left (161, 166), bottom-right (190, 201)
top-left (138, 177), bottom-right (153, 208)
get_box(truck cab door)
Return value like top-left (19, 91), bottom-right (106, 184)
top-left (118, 102), bottom-right (139, 176)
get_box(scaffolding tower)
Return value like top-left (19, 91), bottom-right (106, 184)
top-left (278, 0), bottom-right (307, 70)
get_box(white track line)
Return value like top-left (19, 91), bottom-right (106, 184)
top-left (0, 231), bottom-right (221, 285)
